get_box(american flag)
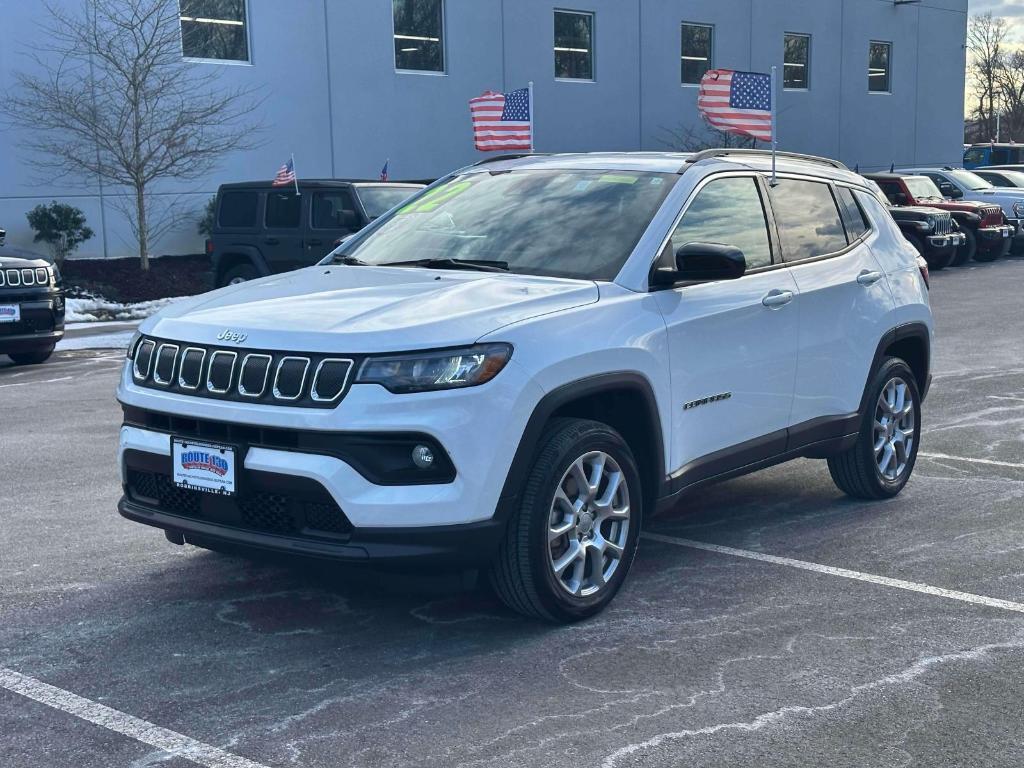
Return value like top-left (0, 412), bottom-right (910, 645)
top-left (469, 87), bottom-right (532, 152)
top-left (272, 157), bottom-right (296, 187)
top-left (380, 159), bottom-right (389, 182)
top-left (697, 70), bottom-right (773, 143)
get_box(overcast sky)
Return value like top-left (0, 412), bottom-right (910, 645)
top-left (969, 0), bottom-right (1024, 21)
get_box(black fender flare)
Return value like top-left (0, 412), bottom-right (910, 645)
top-left (859, 321), bottom-right (932, 414)
top-left (494, 372), bottom-right (667, 524)
top-left (214, 245), bottom-right (270, 281)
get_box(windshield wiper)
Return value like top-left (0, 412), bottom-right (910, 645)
top-left (384, 258), bottom-right (510, 273)
top-left (333, 254), bottom-right (369, 265)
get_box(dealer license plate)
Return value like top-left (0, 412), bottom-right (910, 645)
top-left (0, 304), bottom-right (20, 323)
top-left (172, 438), bottom-right (237, 496)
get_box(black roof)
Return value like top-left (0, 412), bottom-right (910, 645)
top-left (217, 179), bottom-right (426, 191)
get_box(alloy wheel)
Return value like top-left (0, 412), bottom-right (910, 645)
top-left (873, 377), bottom-right (916, 481)
top-left (547, 451), bottom-right (631, 597)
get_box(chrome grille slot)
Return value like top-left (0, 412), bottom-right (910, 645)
top-left (238, 354), bottom-right (272, 398)
top-left (0, 271), bottom-right (5, 287)
top-left (206, 351), bottom-right (237, 394)
top-left (21, 269), bottom-right (34, 286)
top-left (6, 270), bottom-right (21, 287)
top-left (311, 359), bottom-right (354, 403)
top-left (178, 347), bottom-right (206, 390)
top-left (35, 268), bottom-right (49, 285)
top-left (273, 357), bottom-right (310, 401)
top-left (152, 344), bottom-right (179, 386)
top-left (133, 339), bottom-right (157, 380)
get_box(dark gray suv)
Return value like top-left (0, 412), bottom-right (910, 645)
top-left (207, 180), bottom-right (424, 287)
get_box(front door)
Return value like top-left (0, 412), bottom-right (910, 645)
top-left (262, 189), bottom-right (306, 272)
top-left (656, 174), bottom-right (800, 485)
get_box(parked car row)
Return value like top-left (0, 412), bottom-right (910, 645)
top-left (864, 169), bottom-right (1019, 270)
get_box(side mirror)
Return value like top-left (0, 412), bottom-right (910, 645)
top-left (654, 243), bottom-right (747, 285)
top-left (339, 209), bottom-right (360, 229)
top-left (892, 192), bottom-right (908, 205)
top-left (940, 183), bottom-right (962, 199)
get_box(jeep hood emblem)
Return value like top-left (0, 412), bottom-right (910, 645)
top-left (217, 329), bottom-right (248, 344)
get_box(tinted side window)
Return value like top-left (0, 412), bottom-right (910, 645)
top-left (991, 148), bottom-right (1010, 165)
top-left (875, 180), bottom-right (902, 203)
top-left (312, 190), bottom-right (357, 230)
top-left (835, 187), bottom-right (870, 241)
top-left (671, 177), bottom-right (773, 269)
top-left (769, 179), bottom-right (848, 261)
top-left (218, 191), bottom-right (257, 228)
top-left (963, 148), bottom-right (986, 166)
top-left (265, 191), bottom-right (301, 229)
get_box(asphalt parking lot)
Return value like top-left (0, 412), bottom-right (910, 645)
top-left (2, 258), bottom-right (1023, 768)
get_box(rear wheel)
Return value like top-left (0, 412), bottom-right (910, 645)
top-left (220, 263), bottom-right (259, 287)
top-left (489, 418), bottom-right (642, 623)
top-left (973, 237), bottom-right (1003, 262)
top-left (828, 358), bottom-right (920, 500)
top-left (952, 228), bottom-right (976, 266)
top-left (8, 346), bottom-right (55, 365)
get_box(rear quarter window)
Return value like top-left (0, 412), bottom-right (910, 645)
top-left (835, 187), bottom-right (871, 241)
top-left (768, 179), bottom-right (849, 261)
top-left (218, 191), bottom-right (258, 228)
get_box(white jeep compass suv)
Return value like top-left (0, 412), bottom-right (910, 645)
top-left (118, 150), bottom-right (933, 622)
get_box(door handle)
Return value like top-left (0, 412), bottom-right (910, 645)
top-left (856, 270), bottom-right (883, 286)
top-left (762, 289), bottom-right (794, 308)
top-left (306, 239), bottom-right (323, 246)
top-left (264, 238), bottom-right (279, 246)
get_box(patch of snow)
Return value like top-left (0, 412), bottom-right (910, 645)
top-left (65, 295), bottom-right (185, 322)
top-left (57, 331), bottom-right (137, 350)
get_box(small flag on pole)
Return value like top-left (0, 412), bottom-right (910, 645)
top-left (380, 159), bottom-right (390, 182)
top-left (469, 87), bottom-right (533, 152)
top-left (273, 156), bottom-right (297, 189)
top-left (697, 69), bottom-right (773, 143)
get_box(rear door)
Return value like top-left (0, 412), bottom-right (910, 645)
top-left (262, 189), bottom-right (306, 272)
top-left (656, 173), bottom-right (800, 481)
top-left (768, 178), bottom-right (895, 439)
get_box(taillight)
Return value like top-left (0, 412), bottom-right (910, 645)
top-left (916, 255), bottom-right (930, 290)
top-left (205, 239), bottom-right (214, 255)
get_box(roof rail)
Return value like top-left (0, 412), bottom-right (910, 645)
top-left (683, 148), bottom-right (848, 171)
top-left (471, 152), bottom-right (550, 167)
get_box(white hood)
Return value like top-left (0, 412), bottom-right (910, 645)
top-left (142, 265), bottom-right (599, 353)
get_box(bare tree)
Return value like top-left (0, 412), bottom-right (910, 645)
top-left (658, 122), bottom-right (757, 152)
top-left (967, 12), bottom-right (1010, 141)
top-left (996, 49), bottom-right (1024, 141)
top-left (7, 0), bottom-right (263, 269)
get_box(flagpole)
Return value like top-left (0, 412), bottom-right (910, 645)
top-left (770, 66), bottom-right (778, 186)
top-left (291, 153), bottom-right (300, 196)
top-left (528, 80), bottom-right (535, 152)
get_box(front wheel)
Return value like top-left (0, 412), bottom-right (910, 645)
top-left (8, 346), bottom-right (55, 365)
top-left (489, 418), bottom-right (642, 623)
top-left (828, 358), bottom-right (921, 500)
top-left (952, 228), bottom-right (976, 266)
top-left (220, 263), bottom-right (259, 287)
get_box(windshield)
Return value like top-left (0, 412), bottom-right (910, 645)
top-left (945, 170), bottom-right (992, 191)
top-left (339, 170), bottom-right (677, 280)
top-left (355, 186), bottom-right (424, 219)
top-left (988, 170), bottom-right (1024, 187)
top-left (904, 176), bottom-right (944, 200)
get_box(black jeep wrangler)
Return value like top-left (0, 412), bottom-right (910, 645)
top-left (207, 180), bottom-right (424, 287)
top-left (0, 229), bottom-right (66, 365)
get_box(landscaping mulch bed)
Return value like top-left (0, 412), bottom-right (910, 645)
top-left (61, 254), bottom-right (211, 302)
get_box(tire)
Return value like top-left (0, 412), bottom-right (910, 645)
top-left (973, 236), bottom-right (1003, 262)
top-left (8, 346), bottom-right (55, 365)
top-left (952, 227), bottom-right (976, 266)
top-left (489, 418), bottom-right (643, 623)
top-left (220, 263), bottom-right (259, 287)
top-left (828, 358), bottom-right (921, 500)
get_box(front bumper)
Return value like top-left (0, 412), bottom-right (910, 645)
top-left (976, 225), bottom-right (1013, 250)
top-left (0, 294), bottom-right (65, 354)
top-left (925, 232), bottom-right (965, 251)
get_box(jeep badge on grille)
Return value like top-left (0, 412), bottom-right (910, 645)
top-left (217, 329), bottom-right (248, 344)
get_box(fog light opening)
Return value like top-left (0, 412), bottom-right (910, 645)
top-left (412, 444), bottom-right (435, 470)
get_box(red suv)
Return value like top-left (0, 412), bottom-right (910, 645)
top-left (864, 173), bottom-right (1011, 265)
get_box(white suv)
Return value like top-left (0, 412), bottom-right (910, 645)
top-left (118, 150), bottom-right (933, 622)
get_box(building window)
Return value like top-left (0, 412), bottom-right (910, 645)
top-left (393, 0), bottom-right (445, 73)
top-left (869, 41), bottom-right (892, 93)
top-left (783, 33), bottom-right (810, 90)
top-left (681, 23), bottom-right (713, 85)
top-left (554, 10), bottom-right (594, 80)
top-left (179, 0), bottom-right (249, 62)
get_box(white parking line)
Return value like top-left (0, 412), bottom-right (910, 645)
top-left (0, 376), bottom-right (72, 389)
top-left (0, 668), bottom-right (271, 768)
top-left (642, 533), bottom-right (1024, 615)
top-left (918, 452), bottom-right (1024, 470)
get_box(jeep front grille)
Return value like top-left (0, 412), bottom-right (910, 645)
top-left (0, 267), bottom-right (50, 288)
top-left (934, 215), bottom-right (952, 236)
top-left (129, 335), bottom-right (355, 408)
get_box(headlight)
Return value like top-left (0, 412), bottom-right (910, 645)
top-left (925, 215), bottom-right (937, 231)
top-left (1013, 201), bottom-right (1024, 218)
top-left (356, 343), bottom-right (513, 393)
top-left (126, 330), bottom-right (142, 359)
